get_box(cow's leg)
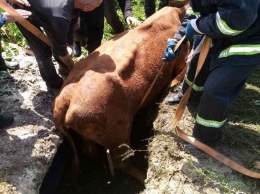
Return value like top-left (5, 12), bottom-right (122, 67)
top-left (81, 138), bottom-right (115, 182)
top-left (116, 154), bottom-right (146, 184)
top-left (75, 122), bottom-right (146, 183)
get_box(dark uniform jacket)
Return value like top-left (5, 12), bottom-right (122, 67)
top-left (174, 0), bottom-right (260, 68)
top-left (27, 0), bottom-right (79, 57)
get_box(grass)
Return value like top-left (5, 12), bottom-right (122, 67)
top-left (2, 1), bottom-right (260, 193)
top-left (185, 68), bottom-right (260, 193)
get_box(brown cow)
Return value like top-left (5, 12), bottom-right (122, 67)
top-left (53, 6), bottom-right (189, 184)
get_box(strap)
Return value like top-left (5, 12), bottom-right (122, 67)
top-left (0, 0), bottom-right (52, 47)
top-left (173, 36), bottom-right (211, 127)
top-left (175, 126), bottom-right (260, 178)
top-left (170, 62), bottom-right (187, 87)
top-left (173, 36), bottom-right (260, 179)
top-left (139, 36), bottom-right (187, 108)
top-left (173, 35), bottom-right (186, 53)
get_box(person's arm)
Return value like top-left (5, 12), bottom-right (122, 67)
top-left (7, 0), bottom-right (30, 7)
top-left (162, 6), bottom-right (197, 62)
top-left (59, 55), bottom-right (74, 70)
top-left (50, 17), bottom-right (75, 70)
top-left (67, 15), bottom-right (79, 48)
top-left (0, 14), bottom-right (7, 28)
top-left (194, 0), bottom-right (260, 38)
top-left (0, 9), bottom-right (31, 28)
top-left (174, 6), bottom-right (198, 41)
top-left (118, 0), bottom-right (141, 27)
top-left (117, 0), bottom-right (131, 19)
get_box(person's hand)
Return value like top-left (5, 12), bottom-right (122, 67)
top-left (3, 9), bottom-right (31, 23)
top-left (8, 0), bottom-right (30, 7)
top-left (185, 19), bottom-right (203, 40)
top-left (67, 45), bottom-right (73, 56)
top-left (162, 39), bottom-right (180, 62)
top-left (126, 16), bottom-right (141, 27)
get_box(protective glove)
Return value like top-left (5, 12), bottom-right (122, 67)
top-left (185, 19), bottom-right (203, 40)
top-left (162, 39), bottom-right (180, 62)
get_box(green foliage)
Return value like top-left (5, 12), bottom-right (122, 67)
top-left (0, 7), bottom-right (28, 48)
top-left (187, 158), bottom-right (250, 193)
top-left (103, 0), bottom-right (146, 41)
top-left (185, 68), bottom-right (260, 193)
top-left (1, 23), bottom-right (27, 47)
top-left (132, 0), bottom-right (145, 21)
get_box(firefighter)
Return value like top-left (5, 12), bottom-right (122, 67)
top-left (162, 0), bottom-right (260, 145)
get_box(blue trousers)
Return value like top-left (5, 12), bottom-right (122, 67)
top-left (193, 60), bottom-right (258, 143)
top-left (181, 40), bottom-right (259, 143)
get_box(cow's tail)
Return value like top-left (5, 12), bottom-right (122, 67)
top-left (54, 109), bottom-right (80, 188)
top-left (59, 124), bottom-right (80, 188)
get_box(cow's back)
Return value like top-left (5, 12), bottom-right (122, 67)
top-left (63, 6), bottom-right (188, 113)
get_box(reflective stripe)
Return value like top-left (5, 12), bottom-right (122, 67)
top-left (184, 75), bottom-right (204, 91)
top-left (219, 44), bottom-right (260, 58)
top-left (186, 7), bottom-right (200, 16)
top-left (196, 115), bottom-right (227, 128)
top-left (216, 12), bottom-right (243, 36)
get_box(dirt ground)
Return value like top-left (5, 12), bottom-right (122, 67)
top-left (0, 47), bottom-right (61, 194)
top-left (143, 81), bottom-right (260, 193)
top-left (0, 45), bottom-right (259, 194)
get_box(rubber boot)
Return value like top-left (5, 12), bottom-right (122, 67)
top-left (193, 124), bottom-right (223, 146)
